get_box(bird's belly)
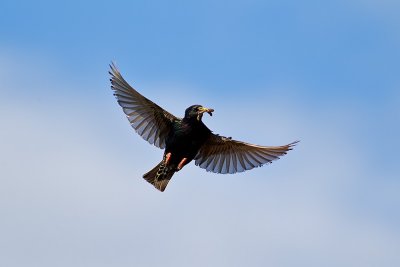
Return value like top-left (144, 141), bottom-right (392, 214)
top-left (165, 136), bottom-right (204, 163)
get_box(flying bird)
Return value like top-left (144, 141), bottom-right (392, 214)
top-left (109, 63), bottom-right (298, 191)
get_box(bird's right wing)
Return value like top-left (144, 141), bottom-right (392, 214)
top-left (109, 63), bottom-right (178, 149)
top-left (195, 134), bottom-right (298, 174)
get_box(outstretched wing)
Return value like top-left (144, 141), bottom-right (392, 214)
top-left (195, 134), bottom-right (298, 174)
top-left (109, 63), bottom-right (178, 149)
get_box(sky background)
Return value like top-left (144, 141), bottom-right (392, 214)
top-left (1, 0), bottom-right (399, 266)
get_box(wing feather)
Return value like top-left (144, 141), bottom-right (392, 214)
top-left (109, 63), bottom-right (178, 149)
top-left (195, 134), bottom-right (298, 174)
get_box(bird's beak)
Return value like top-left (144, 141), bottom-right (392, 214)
top-left (198, 107), bottom-right (214, 116)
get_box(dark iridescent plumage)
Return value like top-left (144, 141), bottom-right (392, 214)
top-left (109, 63), bottom-right (298, 191)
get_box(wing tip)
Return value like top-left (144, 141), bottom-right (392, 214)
top-left (287, 140), bottom-right (300, 150)
top-left (109, 61), bottom-right (119, 78)
top-left (195, 139), bottom-right (300, 174)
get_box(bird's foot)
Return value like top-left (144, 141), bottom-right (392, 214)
top-left (177, 158), bottom-right (188, 171)
top-left (165, 153), bottom-right (172, 165)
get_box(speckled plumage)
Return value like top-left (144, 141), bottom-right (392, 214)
top-left (109, 63), bottom-right (298, 192)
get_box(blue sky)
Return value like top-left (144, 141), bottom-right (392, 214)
top-left (1, 0), bottom-right (399, 266)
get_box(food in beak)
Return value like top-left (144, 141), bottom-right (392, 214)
top-left (204, 108), bottom-right (214, 116)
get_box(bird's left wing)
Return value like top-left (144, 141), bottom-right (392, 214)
top-left (109, 63), bottom-right (178, 149)
top-left (195, 134), bottom-right (298, 174)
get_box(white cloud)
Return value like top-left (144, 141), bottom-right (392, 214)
top-left (0, 53), bottom-right (399, 267)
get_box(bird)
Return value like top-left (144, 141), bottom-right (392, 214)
top-left (109, 63), bottom-right (298, 192)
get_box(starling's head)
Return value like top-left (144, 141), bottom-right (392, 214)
top-left (184, 105), bottom-right (214, 121)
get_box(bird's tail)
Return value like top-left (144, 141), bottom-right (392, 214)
top-left (142, 160), bottom-right (175, 192)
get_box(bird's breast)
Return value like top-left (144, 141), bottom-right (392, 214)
top-left (165, 121), bottom-right (210, 160)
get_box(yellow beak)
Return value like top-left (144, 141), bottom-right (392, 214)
top-left (198, 107), bottom-right (214, 116)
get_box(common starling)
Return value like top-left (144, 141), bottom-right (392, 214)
top-left (109, 63), bottom-right (298, 191)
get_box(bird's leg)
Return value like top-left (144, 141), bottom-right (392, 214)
top-left (177, 158), bottom-right (188, 171)
top-left (165, 153), bottom-right (172, 166)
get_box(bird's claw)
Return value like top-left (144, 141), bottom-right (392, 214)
top-left (165, 153), bottom-right (172, 165)
top-left (177, 158), bottom-right (188, 171)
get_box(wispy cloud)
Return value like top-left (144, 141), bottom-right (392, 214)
top-left (0, 51), bottom-right (399, 267)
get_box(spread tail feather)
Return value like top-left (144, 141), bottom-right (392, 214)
top-left (142, 161), bottom-right (175, 192)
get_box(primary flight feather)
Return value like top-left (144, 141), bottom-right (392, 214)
top-left (109, 63), bottom-right (298, 191)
